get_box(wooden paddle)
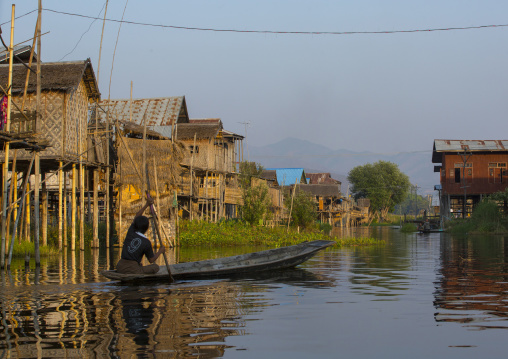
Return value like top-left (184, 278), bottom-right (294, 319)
top-left (145, 165), bottom-right (174, 282)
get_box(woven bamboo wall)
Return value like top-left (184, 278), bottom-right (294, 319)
top-left (64, 81), bottom-right (88, 158)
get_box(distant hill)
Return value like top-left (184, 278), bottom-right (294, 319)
top-left (249, 137), bottom-right (438, 196)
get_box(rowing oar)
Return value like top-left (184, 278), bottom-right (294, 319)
top-left (145, 165), bottom-right (174, 282)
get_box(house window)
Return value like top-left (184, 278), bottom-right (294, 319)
top-left (190, 145), bottom-right (199, 154)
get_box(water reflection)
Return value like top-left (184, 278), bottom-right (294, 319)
top-left (434, 235), bottom-right (508, 329)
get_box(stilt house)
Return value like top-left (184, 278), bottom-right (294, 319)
top-left (432, 139), bottom-right (508, 219)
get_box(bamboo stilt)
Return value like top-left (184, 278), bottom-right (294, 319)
top-left (58, 161), bottom-right (63, 249)
top-left (63, 170), bottom-right (68, 247)
top-left (80, 164), bottom-right (85, 250)
top-left (93, 169), bottom-right (99, 248)
top-left (71, 164), bottom-right (76, 251)
top-left (34, 153), bottom-right (40, 264)
top-left (1, 5), bottom-right (15, 268)
top-left (42, 172), bottom-right (47, 246)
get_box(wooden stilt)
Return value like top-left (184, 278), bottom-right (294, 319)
top-left (71, 163), bottom-right (76, 251)
top-left (93, 169), bottom-right (99, 248)
top-left (58, 161), bottom-right (63, 249)
top-left (42, 172), bottom-right (47, 246)
top-left (63, 170), bottom-right (68, 246)
top-left (34, 152), bottom-right (40, 265)
top-left (80, 163), bottom-right (85, 250)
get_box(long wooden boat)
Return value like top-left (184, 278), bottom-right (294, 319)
top-left (100, 240), bottom-right (335, 282)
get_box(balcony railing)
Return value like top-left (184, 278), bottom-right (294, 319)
top-left (9, 110), bottom-right (36, 135)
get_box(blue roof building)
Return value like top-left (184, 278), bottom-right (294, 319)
top-left (265, 168), bottom-right (307, 187)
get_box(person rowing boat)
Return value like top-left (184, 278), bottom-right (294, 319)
top-left (116, 198), bottom-right (166, 274)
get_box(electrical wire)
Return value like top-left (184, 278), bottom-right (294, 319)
top-left (58, 1), bottom-right (107, 61)
top-left (0, 9), bottom-right (37, 27)
top-left (36, 8), bottom-right (508, 36)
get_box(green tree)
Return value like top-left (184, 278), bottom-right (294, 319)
top-left (239, 161), bottom-right (263, 190)
top-left (286, 189), bottom-right (317, 229)
top-left (347, 161), bottom-right (410, 221)
top-left (239, 161), bottom-right (271, 225)
top-left (242, 183), bottom-right (272, 225)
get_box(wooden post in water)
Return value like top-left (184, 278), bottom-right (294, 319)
top-left (42, 172), bottom-right (47, 246)
top-left (93, 169), bottom-right (99, 248)
top-left (80, 163), bottom-right (85, 250)
top-left (1, 5), bottom-right (14, 268)
top-left (63, 170), bottom-right (68, 246)
top-left (71, 164), bottom-right (76, 251)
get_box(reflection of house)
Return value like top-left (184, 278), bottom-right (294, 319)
top-left (432, 139), bottom-right (508, 219)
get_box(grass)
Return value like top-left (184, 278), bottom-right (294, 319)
top-left (400, 223), bottom-right (418, 233)
top-left (179, 220), bottom-right (383, 247)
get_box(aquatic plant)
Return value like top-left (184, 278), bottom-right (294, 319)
top-left (400, 223), bottom-right (417, 233)
top-left (179, 220), bottom-right (383, 247)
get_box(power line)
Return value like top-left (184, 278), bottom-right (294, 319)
top-left (32, 8), bottom-right (508, 36)
top-left (58, 1), bottom-right (108, 61)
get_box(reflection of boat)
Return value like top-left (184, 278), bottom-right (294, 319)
top-left (101, 240), bottom-right (335, 282)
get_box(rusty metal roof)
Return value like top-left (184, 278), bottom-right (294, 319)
top-left (98, 96), bottom-right (189, 127)
top-left (432, 139), bottom-right (508, 163)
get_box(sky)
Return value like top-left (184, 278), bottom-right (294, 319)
top-left (1, 0), bottom-right (508, 154)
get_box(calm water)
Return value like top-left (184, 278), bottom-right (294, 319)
top-left (2, 227), bottom-right (508, 358)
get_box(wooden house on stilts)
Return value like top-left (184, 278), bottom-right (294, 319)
top-left (0, 59), bottom-right (105, 252)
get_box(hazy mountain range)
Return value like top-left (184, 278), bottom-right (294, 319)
top-left (249, 137), bottom-right (439, 196)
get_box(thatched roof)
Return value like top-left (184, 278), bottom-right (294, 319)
top-left (0, 59), bottom-right (100, 99)
top-left (98, 97), bottom-right (189, 127)
top-left (176, 123), bottom-right (222, 141)
top-left (296, 184), bottom-right (340, 197)
top-left (306, 173), bottom-right (341, 185)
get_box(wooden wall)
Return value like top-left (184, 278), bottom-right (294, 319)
top-left (441, 152), bottom-right (508, 195)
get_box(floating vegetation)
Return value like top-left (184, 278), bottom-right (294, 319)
top-left (179, 220), bottom-right (383, 247)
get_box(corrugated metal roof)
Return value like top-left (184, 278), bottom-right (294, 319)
top-left (98, 96), bottom-right (188, 127)
top-left (432, 139), bottom-right (508, 163)
top-left (266, 168), bottom-right (306, 186)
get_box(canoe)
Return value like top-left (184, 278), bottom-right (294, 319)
top-left (418, 228), bottom-right (444, 234)
top-left (100, 240), bottom-right (335, 282)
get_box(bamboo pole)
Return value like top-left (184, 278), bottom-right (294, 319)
top-left (6, 151), bottom-right (17, 241)
top-left (287, 179), bottom-right (298, 231)
top-left (1, 4), bottom-right (15, 268)
top-left (7, 154), bottom-right (35, 266)
top-left (145, 165), bottom-right (173, 282)
top-left (58, 161), bottom-right (63, 249)
top-left (42, 173), bottom-right (47, 246)
top-left (93, 169), bottom-right (98, 248)
top-left (63, 171), bottom-right (67, 246)
top-left (80, 163), bottom-right (85, 250)
top-left (34, 0), bottom-right (42, 265)
top-left (189, 134), bottom-right (196, 220)
top-left (71, 164), bottom-right (76, 251)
